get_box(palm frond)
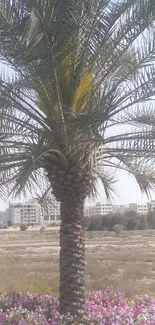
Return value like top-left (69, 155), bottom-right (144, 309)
top-left (94, 168), bottom-right (117, 200)
top-left (0, 0), bottom-right (154, 201)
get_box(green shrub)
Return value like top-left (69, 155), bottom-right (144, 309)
top-left (20, 224), bottom-right (28, 231)
top-left (126, 217), bottom-right (140, 230)
top-left (147, 212), bottom-right (155, 229)
top-left (138, 215), bottom-right (148, 230)
top-left (87, 217), bottom-right (103, 231)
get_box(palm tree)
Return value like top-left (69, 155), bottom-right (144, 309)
top-left (0, 0), bottom-right (155, 316)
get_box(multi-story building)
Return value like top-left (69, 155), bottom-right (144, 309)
top-left (112, 205), bottom-right (129, 214)
top-left (41, 197), bottom-right (61, 225)
top-left (86, 202), bottom-right (149, 217)
top-left (0, 210), bottom-right (9, 225)
top-left (84, 203), bottom-right (129, 217)
top-left (128, 203), bottom-right (148, 215)
top-left (9, 200), bottom-right (41, 225)
top-left (148, 200), bottom-right (155, 212)
top-left (89, 202), bottom-right (112, 217)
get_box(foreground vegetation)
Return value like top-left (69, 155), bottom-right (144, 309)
top-left (1, 287), bottom-right (155, 324)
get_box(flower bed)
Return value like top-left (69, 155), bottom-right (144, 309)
top-left (0, 287), bottom-right (155, 324)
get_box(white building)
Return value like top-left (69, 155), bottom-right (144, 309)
top-left (128, 203), bottom-right (148, 215)
top-left (89, 202), bottom-right (112, 217)
top-left (112, 205), bottom-right (128, 214)
top-left (9, 200), bottom-right (42, 225)
top-left (84, 203), bottom-right (129, 217)
top-left (0, 210), bottom-right (9, 225)
top-left (148, 200), bottom-right (155, 212)
top-left (41, 197), bottom-right (61, 225)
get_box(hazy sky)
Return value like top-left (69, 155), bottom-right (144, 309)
top-left (0, 170), bottom-right (151, 211)
top-left (96, 170), bottom-right (152, 205)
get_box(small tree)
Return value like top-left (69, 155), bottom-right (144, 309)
top-left (113, 224), bottom-right (124, 236)
top-left (126, 218), bottom-right (140, 231)
top-left (102, 215), bottom-right (113, 230)
top-left (138, 215), bottom-right (148, 230)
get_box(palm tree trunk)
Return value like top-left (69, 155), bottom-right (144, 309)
top-left (59, 198), bottom-right (85, 316)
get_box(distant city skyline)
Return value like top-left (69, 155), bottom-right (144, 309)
top-left (0, 170), bottom-right (154, 212)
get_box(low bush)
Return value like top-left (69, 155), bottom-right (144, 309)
top-left (113, 223), bottom-right (124, 235)
top-left (87, 216), bottom-right (103, 231)
top-left (147, 212), bottom-right (155, 229)
top-left (20, 224), bottom-right (28, 231)
top-left (0, 287), bottom-right (155, 324)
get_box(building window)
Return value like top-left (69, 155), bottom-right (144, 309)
top-left (44, 215), bottom-right (49, 221)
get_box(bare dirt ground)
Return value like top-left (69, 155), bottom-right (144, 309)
top-left (0, 229), bottom-right (155, 297)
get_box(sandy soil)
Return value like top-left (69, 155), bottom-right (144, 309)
top-left (0, 229), bottom-right (155, 297)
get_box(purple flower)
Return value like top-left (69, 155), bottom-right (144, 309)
top-left (0, 288), bottom-right (155, 324)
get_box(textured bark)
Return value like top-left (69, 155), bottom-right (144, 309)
top-left (59, 198), bottom-right (85, 316)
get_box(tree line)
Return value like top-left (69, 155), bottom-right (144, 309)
top-left (84, 211), bottom-right (155, 232)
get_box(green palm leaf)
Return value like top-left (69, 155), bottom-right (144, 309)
top-left (0, 0), bottom-right (155, 315)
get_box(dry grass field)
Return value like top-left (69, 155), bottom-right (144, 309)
top-left (0, 229), bottom-right (155, 297)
